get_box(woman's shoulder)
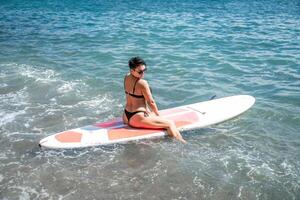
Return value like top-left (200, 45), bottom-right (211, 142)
top-left (138, 79), bottom-right (149, 87)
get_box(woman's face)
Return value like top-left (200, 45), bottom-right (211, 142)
top-left (131, 64), bottom-right (147, 78)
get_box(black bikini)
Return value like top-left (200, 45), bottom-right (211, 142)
top-left (124, 77), bottom-right (147, 123)
top-left (124, 109), bottom-right (147, 123)
top-left (124, 78), bottom-right (144, 99)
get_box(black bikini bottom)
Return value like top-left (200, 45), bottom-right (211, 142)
top-left (124, 109), bottom-right (148, 123)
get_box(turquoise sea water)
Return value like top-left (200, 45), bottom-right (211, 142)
top-left (1, 0), bottom-right (300, 199)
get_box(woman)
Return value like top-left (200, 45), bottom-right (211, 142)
top-left (123, 57), bottom-right (186, 143)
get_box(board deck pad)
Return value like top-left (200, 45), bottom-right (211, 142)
top-left (39, 95), bottom-right (255, 149)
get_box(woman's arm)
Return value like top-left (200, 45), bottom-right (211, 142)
top-left (141, 80), bottom-right (159, 116)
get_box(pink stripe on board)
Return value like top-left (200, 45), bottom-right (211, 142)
top-left (95, 118), bottom-right (124, 128)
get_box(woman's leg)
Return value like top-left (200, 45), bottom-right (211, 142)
top-left (129, 113), bottom-right (186, 143)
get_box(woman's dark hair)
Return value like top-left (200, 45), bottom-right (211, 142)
top-left (128, 57), bottom-right (146, 69)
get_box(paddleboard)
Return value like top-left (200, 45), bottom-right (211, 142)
top-left (39, 95), bottom-right (255, 149)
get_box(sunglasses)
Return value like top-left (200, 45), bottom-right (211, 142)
top-left (135, 68), bottom-right (147, 74)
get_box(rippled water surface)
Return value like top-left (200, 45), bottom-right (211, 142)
top-left (1, 0), bottom-right (300, 199)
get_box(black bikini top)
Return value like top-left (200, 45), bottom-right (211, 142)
top-left (124, 77), bottom-right (144, 99)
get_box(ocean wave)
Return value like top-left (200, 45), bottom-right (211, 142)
top-left (1, 0), bottom-right (300, 199)
top-left (0, 63), bottom-right (121, 137)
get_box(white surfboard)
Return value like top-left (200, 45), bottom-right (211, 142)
top-left (39, 95), bottom-right (255, 149)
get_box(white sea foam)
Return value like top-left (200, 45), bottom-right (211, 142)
top-left (77, 94), bottom-right (110, 107)
top-left (193, 176), bottom-right (205, 190)
top-left (0, 63), bottom-right (55, 80)
top-left (57, 81), bottom-right (81, 94)
top-left (9, 185), bottom-right (50, 200)
top-left (0, 110), bottom-right (26, 126)
top-left (0, 83), bottom-right (8, 87)
top-left (17, 64), bottom-right (57, 83)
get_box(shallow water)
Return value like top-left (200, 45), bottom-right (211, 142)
top-left (1, 0), bottom-right (300, 199)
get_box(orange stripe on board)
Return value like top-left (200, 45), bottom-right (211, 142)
top-left (174, 120), bottom-right (193, 127)
top-left (108, 127), bottom-right (163, 140)
top-left (95, 118), bottom-right (123, 128)
top-left (166, 111), bottom-right (199, 128)
top-left (55, 131), bottom-right (82, 143)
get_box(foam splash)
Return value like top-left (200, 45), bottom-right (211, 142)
top-left (18, 64), bottom-right (57, 83)
top-left (8, 185), bottom-right (50, 200)
top-left (0, 110), bottom-right (26, 126)
top-left (0, 63), bottom-right (121, 137)
top-left (57, 81), bottom-right (80, 94)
